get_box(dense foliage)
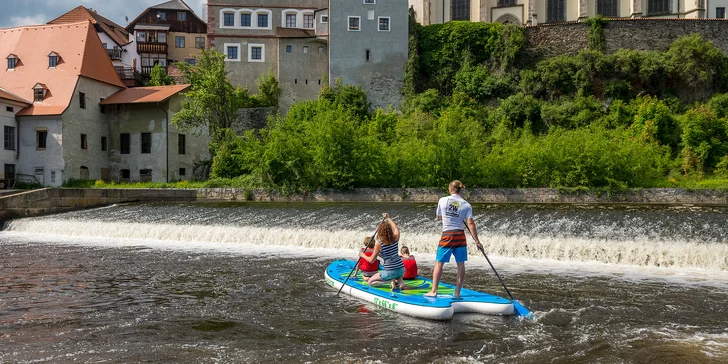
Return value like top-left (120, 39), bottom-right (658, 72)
top-left (204, 20), bottom-right (728, 191)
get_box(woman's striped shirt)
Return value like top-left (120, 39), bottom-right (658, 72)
top-left (380, 241), bottom-right (405, 271)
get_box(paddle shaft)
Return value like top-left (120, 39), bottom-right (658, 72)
top-left (336, 218), bottom-right (385, 296)
top-left (463, 223), bottom-right (517, 302)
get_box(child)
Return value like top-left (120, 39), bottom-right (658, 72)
top-left (354, 236), bottom-right (380, 281)
top-left (400, 246), bottom-right (418, 280)
top-left (359, 213), bottom-right (405, 291)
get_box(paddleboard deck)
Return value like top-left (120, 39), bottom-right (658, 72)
top-left (325, 260), bottom-right (516, 320)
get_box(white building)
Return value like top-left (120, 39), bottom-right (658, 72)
top-left (1, 88), bottom-right (30, 187)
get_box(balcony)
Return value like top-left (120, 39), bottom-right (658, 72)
top-left (141, 65), bottom-right (167, 76)
top-left (106, 48), bottom-right (123, 60)
top-left (137, 42), bottom-right (168, 54)
top-left (115, 67), bottom-right (144, 87)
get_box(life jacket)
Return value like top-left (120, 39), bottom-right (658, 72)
top-left (401, 255), bottom-right (418, 279)
top-left (359, 248), bottom-right (379, 272)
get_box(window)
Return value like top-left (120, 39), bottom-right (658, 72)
top-left (178, 134), bottom-right (186, 155)
top-left (718, 7), bottom-right (726, 18)
top-left (318, 46), bottom-right (325, 54)
top-left (81, 134), bottom-right (87, 149)
top-left (5, 164), bottom-right (15, 182)
top-left (49, 55), bottom-right (58, 68)
top-left (365, 49), bottom-right (371, 62)
top-left (196, 37), bottom-right (205, 49)
top-left (100, 98), bottom-right (105, 114)
top-left (34, 88), bottom-right (44, 102)
top-left (451, 0), bottom-right (470, 20)
top-left (348, 16), bottom-right (360, 31)
top-left (141, 133), bottom-right (152, 154)
top-left (321, 15), bottom-right (328, 23)
top-left (80, 166), bottom-right (89, 180)
top-left (4, 126), bottom-right (15, 150)
top-left (258, 13), bottom-right (269, 27)
top-left (7, 57), bottom-right (15, 70)
top-left (179, 168), bottom-right (186, 176)
top-left (547, 0), bottom-right (566, 22)
top-left (378, 17), bottom-right (390, 31)
top-left (286, 45), bottom-right (292, 53)
top-left (121, 169), bottom-right (130, 179)
top-left (498, 0), bottom-right (517, 5)
top-left (185, 58), bottom-right (196, 65)
top-left (79, 92), bottom-right (86, 109)
top-left (648, 0), bottom-right (670, 14)
top-left (303, 46), bottom-right (308, 54)
top-left (303, 14), bottom-right (314, 28)
top-left (286, 14), bottom-right (297, 28)
top-left (158, 32), bottom-right (167, 43)
top-left (248, 44), bottom-right (264, 62)
top-left (176, 36), bottom-right (185, 48)
top-left (101, 136), bottom-right (107, 151)
top-left (137, 31), bottom-right (146, 42)
top-left (6, 106), bottom-right (13, 112)
top-left (36, 130), bottom-right (47, 149)
top-left (140, 169), bottom-right (152, 182)
top-left (225, 44), bottom-right (240, 61)
top-left (224, 12), bottom-right (234, 26)
top-left (368, 10), bottom-right (375, 20)
top-left (120, 133), bottom-right (130, 154)
top-left (51, 170), bottom-right (55, 183)
top-left (364, 0), bottom-right (376, 3)
top-left (241, 13), bottom-right (251, 27)
top-left (178, 12), bottom-right (186, 21)
top-left (158, 11), bottom-right (166, 20)
top-left (597, 0), bottom-right (619, 17)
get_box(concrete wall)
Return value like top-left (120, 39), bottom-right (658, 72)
top-left (525, 18), bottom-right (728, 58)
top-left (167, 31), bottom-right (206, 63)
top-left (329, 0), bottom-right (408, 109)
top-left (62, 77), bottom-right (123, 183)
top-left (107, 94), bottom-right (210, 182)
top-left (278, 37), bottom-right (328, 111)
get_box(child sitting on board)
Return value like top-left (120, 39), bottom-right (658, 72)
top-left (359, 213), bottom-right (406, 291)
top-left (400, 246), bottom-right (418, 280)
top-left (354, 236), bottom-right (380, 282)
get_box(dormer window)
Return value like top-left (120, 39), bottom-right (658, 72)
top-left (48, 52), bottom-right (60, 68)
top-left (7, 54), bottom-right (17, 70)
top-left (33, 83), bottom-right (48, 102)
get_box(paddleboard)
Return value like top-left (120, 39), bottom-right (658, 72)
top-left (325, 260), bottom-right (516, 320)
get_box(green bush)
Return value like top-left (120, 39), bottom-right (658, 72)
top-left (679, 105), bottom-right (728, 174)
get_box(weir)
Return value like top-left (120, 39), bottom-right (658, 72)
top-left (4, 202), bottom-right (727, 271)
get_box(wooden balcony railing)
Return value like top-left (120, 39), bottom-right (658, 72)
top-left (106, 48), bottom-right (123, 60)
top-left (137, 42), bottom-right (168, 53)
top-left (141, 65), bottom-right (167, 76)
top-left (115, 67), bottom-right (144, 83)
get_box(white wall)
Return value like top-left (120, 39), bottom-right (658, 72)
top-left (97, 32), bottom-right (140, 71)
top-left (0, 100), bottom-right (19, 181)
top-left (16, 116), bottom-right (64, 187)
top-left (707, 0), bottom-right (728, 17)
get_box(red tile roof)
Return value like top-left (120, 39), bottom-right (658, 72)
top-left (48, 6), bottom-right (131, 46)
top-left (100, 85), bottom-right (190, 105)
top-left (0, 87), bottom-right (31, 105)
top-left (0, 21), bottom-right (126, 116)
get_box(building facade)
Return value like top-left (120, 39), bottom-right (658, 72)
top-left (207, 0), bottom-right (408, 111)
top-left (1, 89), bottom-right (30, 187)
top-left (410, 0), bottom-right (728, 26)
top-left (126, 0), bottom-right (208, 78)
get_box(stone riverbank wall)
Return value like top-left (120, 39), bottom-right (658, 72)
top-left (524, 18), bottom-right (728, 58)
top-left (2, 188), bottom-right (728, 224)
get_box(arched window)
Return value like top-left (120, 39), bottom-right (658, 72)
top-left (282, 10), bottom-right (299, 28)
top-left (648, 0), bottom-right (670, 14)
top-left (220, 8), bottom-right (236, 27)
top-left (597, 0), bottom-right (619, 17)
top-left (255, 10), bottom-right (272, 28)
top-left (547, 0), bottom-right (566, 22)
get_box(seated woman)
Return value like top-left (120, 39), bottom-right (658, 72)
top-left (359, 213), bottom-right (406, 291)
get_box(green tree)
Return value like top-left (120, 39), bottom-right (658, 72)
top-left (253, 70), bottom-right (280, 107)
top-left (146, 64), bottom-right (175, 86)
top-left (173, 49), bottom-right (254, 139)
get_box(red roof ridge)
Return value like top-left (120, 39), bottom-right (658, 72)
top-left (0, 87), bottom-right (31, 105)
top-left (0, 20), bottom-right (91, 31)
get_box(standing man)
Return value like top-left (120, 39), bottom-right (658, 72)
top-left (425, 180), bottom-right (483, 298)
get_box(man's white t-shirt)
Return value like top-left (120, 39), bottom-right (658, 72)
top-left (436, 194), bottom-right (473, 231)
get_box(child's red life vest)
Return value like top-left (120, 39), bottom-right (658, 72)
top-left (359, 248), bottom-right (379, 272)
top-left (401, 255), bottom-right (418, 279)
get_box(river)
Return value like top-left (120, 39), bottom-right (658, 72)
top-left (1, 202), bottom-right (727, 363)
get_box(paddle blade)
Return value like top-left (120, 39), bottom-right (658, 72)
top-left (513, 300), bottom-right (535, 320)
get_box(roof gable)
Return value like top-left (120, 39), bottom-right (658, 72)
top-left (100, 85), bottom-right (190, 105)
top-left (48, 6), bottom-right (131, 47)
top-left (0, 21), bottom-right (125, 117)
top-left (127, 0), bottom-right (207, 32)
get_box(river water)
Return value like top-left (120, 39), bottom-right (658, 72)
top-left (1, 202), bottom-right (728, 363)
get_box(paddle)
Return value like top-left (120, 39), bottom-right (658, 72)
top-left (464, 222), bottom-right (534, 319)
top-left (336, 217), bottom-right (385, 296)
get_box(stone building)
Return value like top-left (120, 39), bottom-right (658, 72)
top-left (126, 0), bottom-right (208, 79)
top-left (409, 0), bottom-right (728, 26)
top-left (0, 89), bottom-right (30, 187)
top-left (207, 0), bottom-right (408, 111)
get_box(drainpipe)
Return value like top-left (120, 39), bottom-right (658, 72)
top-left (158, 103), bottom-right (169, 182)
top-left (443, 0), bottom-right (446, 23)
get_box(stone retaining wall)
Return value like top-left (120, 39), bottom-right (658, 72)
top-left (525, 19), bottom-right (728, 58)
